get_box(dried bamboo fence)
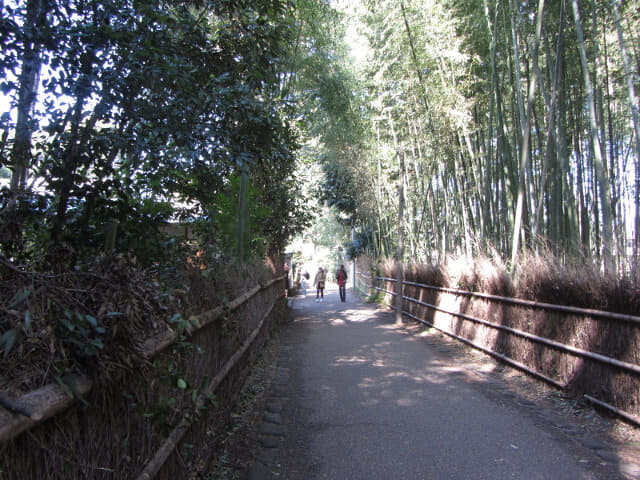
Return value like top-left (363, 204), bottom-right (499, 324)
top-left (357, 272), bottom-right (640, 427)
top-left (0, 274), bottom-right (287, 479)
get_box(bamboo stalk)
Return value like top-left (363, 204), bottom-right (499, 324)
top-left (142, 278), bottom-right (283, 358)
top-left (0, 391), bottom-right (39, 418)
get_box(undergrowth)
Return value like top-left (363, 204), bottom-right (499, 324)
top-left (0, 250), bottom-right (274, 396)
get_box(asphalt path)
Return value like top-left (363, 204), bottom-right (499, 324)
top-left (267, 283), bottom-right (628, 480)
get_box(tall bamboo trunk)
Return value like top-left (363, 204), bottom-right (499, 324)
top-left (571, 0), bottom-right (616, 274)
top-left (511, 0), bottom-right (546, 266)
top-left (611, 0), bottom-right (640, 267)
top-left (400, 1), bottom-right (429, 117)
top-left (395, 149), bottom-right (405, 325)
top-left (534, 0), bottom-right (566, 241)
top-left (388, 110), bottom-right (404, 323)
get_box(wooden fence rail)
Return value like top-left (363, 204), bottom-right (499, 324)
top-left (373, 275), bottom-right (640, 324)
top-left (136, 287), bottom-right (281, 480)
top-left (0, 274), bottom-right (286, 446)
top-left (356, 272), bottom-right (640, 427)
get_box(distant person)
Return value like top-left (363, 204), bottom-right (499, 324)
top-left (284, 263), bottom-right (290, 297)
top-left (336, 264), bottom-right (348, 302)
top-left (313, 267), bottom-right (326, 302)
top-left (300, 270), bottom-right (308, 295)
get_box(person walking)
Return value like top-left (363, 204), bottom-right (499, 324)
top-left (336, 264), bottom-right (348, 302)
top-left (313, 267), bottom-right (326, 302)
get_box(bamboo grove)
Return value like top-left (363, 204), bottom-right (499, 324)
top-left (314, 0), bottom-right (640, 275)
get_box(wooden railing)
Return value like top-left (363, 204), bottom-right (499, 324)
top-left (356, 272), bottom-right (640, 427)
top-left (0, 274), bottom-right (286, 448)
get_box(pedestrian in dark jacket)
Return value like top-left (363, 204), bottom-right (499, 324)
top-left (336, 264), bottom-right (348, 302)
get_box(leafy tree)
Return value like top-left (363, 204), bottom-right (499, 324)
top-left (1, 0), bottom-right (307, 266)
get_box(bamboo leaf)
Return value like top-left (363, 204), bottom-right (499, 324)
top-left (59, 317), bottom-right (75, 331)
top-left (9, 289), bottom-right (31, 308)
top-left (0, 329), bottom-right (18, 358)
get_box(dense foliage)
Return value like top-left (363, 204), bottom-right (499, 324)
top-left (0, 0), bottom-right (322, 385)
top-left (0, 0), bottom-right (309, 268)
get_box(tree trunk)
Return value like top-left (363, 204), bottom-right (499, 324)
top-left (611, 0), bottom-right (640, 266)
top-left (399, 1), bottom-right (429, 117)
top-left (395, 147), bottom-right (405, 326)
top-left (571, 0), bottom-right (616, 274)
top-left (8, 0), bottom-right (46, 207)
top-left (534, 0), bottom-right (566, 240)
top-left (388, 112), bottom-right (404, 325)
top-left (511, 0), bottom-right (546, 266)
top-left (50, 59), bottom-right (96, 243)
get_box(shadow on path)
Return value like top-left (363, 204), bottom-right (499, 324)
top-left (247, 285), bottom-right (634, 480)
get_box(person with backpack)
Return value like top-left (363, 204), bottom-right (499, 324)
top-left (336, 264), bottom-right (348, 302)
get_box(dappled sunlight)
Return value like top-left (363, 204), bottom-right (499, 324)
top-left (388, 369), bottom-right (455, 387)
top-left (341, 308), bottom-right (375, 322)
top-left (328, 317), bottom-right (348, 326)
top-left (326, 329), bottom-right (483, 411)
top-left (333, 355), bottom-right (369, 365)
top-left (371, 358), bottom-right (388, 368)
top-left (283, 271), bottom-right (635, 480)
top-left (331, 341), bottom-right (395, 367)
top-left (396, 389), bottom-right (430, 407)
top-left (376, 323), bottom-right (404, 331)
top-left (384, 371), bottom-right (428, 384)
top-left (356, 370), bottom-right (462, 409)
top-left (360, 397), bottom-right (380, 407)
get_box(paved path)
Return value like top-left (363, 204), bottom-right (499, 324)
top-left (248, 284), bottom-right (632, 480)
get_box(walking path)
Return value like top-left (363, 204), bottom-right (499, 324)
top-left (246, 284), bottom-right (637, 480)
